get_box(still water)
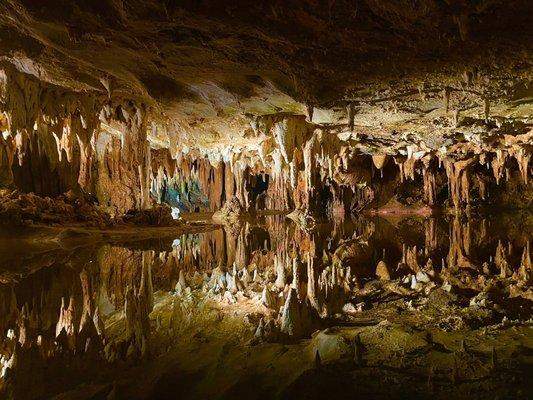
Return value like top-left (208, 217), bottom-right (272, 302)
top-left (0, 211), bottom-right (531, 399)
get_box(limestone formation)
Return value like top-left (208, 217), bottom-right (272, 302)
top-left (0, 1), bottom-right (531, 398)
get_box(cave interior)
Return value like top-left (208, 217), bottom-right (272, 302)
top-left (0, 1), bottom-right (531, 399)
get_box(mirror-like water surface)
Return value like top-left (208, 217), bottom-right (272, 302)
top-left (0, 212), bottom-right (531, 399)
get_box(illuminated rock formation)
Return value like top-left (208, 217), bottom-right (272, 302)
top-left (0, 2), bottom-right (531, 398)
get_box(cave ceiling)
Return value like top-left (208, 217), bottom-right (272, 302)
top-left (0, 0), bottom-right (532, 157)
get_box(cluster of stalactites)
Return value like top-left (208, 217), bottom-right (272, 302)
top-left (0, 66), bottom-right (104, 190)
top-left (251, 115), bottom-right (364, 211)
top-left (256, 120), bottom-right (362, 211)
top-left (0, 66), bottom-right (160, 212)
top-left (179, 129), bottom-right (531, 214)
top-left (149, 149), bottom-right (254, 212)
top-left (444, 146), bottom-right (530, 209)
top-left (390, 145), bottom-right (531, 209)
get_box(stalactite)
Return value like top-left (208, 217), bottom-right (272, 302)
top-left (422, 156), bottom-right (437, 206)
top-left (444, 156), bottom-right (477, 208)
top-left (511, 146), bottom-right (530, 185)
top-left (395, 156), bottom-right (416, 182)
top-left (491, 150), bottom-right (507, 185)
top-left (372, 154), bottom-right (388, 172)
top-left (0, 67), bottom-right (109, 197)
top-left (0, 63), bottom-right (530, 223)
top-left (273, 116), bottom-right (307, 165)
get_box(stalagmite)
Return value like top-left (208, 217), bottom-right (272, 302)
top-left (375, 260), bottom-right (391, 280)
top-left (280, 288), bottom-right (310, 337)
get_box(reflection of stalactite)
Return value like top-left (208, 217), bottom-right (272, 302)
top-left (124, 252), bottom-right (153, 358)
top-left (424, 218), bottom-right (437, 255)
top-left (306, 253), bottom-right (322, 315)
top-left (234, 224), bottom-right (250, 269)
top-left (402, 244), bottom-right (421, 273)
top-left (317, 262), bottom-right (351, 316)
top-left (447, 216), bottom-right (475, 269)
top-left (0, 285), bottom-right (17, 340)
top-left (328, 184), bottom-right (346, 220)
top-left (479, 219), bottom-right (487, 243)
top-left (475, 173), bottom-right (487, 200)
top-left (0, 210), bottom-right (532, 393)
top-left (79, 268), bottom-right (93, 311)
top-left (515, 148), bottom-right (530, 185)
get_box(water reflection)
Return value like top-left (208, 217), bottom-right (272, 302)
top-left (0, 212), bottom-right (531, 398)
